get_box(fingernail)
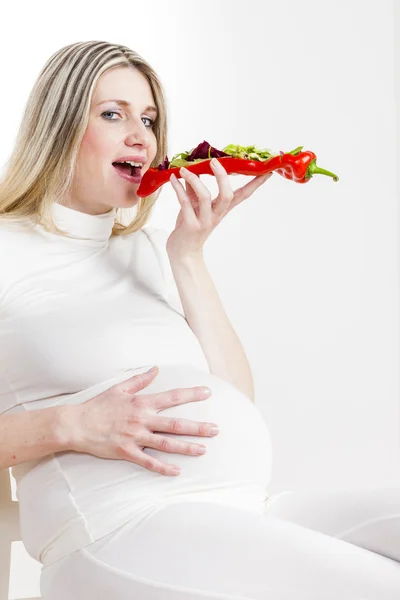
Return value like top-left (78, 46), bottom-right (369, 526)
top-left (210, 426), bottom-right (219, 435)
top-left (172, 467), bottom-right (181, 475)
top-left (202, 387), bottom-right (212, 396)
top-left (147, 366), bottom-right (158, 373)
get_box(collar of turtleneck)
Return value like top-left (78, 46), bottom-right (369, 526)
top-left (51, 202), bottom-right (117, 245)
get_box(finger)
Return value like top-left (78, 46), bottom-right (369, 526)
top-left (183, 179), bottom-right (198, 205)
top-left (210, 159), bottom-right (234, 218)
top-left (126, 448), bottom-right (182, 476)
top-left (144, 386), bottom-right (212, 411)
top-left (151, 416), bottom-right (220, 437)
top-left (179, 167), bottom-right (212, 225)
top-left (119, 366), bottom-right (159, 394)
top-left (183, 180), bottom-right (202, 219)
top-left (230, 172), bottom-right (273, 211)
top-left (170, 173), bottom-right (198, 227)
top-left (144, 433), bottom-right (207, 456)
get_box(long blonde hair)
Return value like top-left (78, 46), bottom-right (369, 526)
top-left (0, 40), bottom-right (168, 237)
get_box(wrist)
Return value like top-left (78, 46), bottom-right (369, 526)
top-left (54, 405), bottom-right (81, 452)
top-left (167, 250), bottom-right (204, 267)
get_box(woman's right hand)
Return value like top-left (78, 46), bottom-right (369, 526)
top-left (62, 366), bottom-right (219, 476)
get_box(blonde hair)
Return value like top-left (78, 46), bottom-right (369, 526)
top-left (0, 40), bottom-right (168, 237)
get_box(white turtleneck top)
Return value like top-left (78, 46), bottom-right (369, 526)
top-left (0, 202), bottom-right (272, 566)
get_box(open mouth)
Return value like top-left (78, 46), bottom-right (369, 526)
top-left (112, 162), bottom-right (141, 176)
top-left (112, 162), bottom-right (143, 183)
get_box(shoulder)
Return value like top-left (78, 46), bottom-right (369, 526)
top-left (0, 218), bottom-right (39, 269)
top-left (0, 218), bottom-right (34, 239)
top-left (0, 219), bottom-right (38, 307)
top-left (0, 218), bottom-right (40, 251)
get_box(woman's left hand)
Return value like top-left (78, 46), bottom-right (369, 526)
top-left (166, 158), bottom-right (273, 260)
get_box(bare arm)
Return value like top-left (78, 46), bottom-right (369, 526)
top-left (169, 252), bottom-right (255, 402)
top-left (0, 406), bottom-right (72, 469)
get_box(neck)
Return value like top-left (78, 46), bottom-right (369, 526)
top-left (50, 202), bottom-right (117, 246)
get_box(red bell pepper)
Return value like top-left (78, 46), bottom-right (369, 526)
top-left (136, 143), bottom-right (339, 198)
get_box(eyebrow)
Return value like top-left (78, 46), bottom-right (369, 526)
top-left (96, 99), bottom-right (158, 116)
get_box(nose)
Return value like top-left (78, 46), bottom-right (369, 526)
top-left (125, 122), bottom-right (152, 150)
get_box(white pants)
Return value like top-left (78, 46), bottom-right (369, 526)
top-left (40, 487), bottom-right (400, 599)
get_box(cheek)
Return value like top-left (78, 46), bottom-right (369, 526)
top-left (81, 137), bottom-right (98, 156)
top-left (151, 138), bottom-right (158, 162)
top-left (79, 127), bottom-right (110, 164)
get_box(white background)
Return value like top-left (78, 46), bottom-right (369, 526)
top-left (0, 0), bottom-right (398, 597)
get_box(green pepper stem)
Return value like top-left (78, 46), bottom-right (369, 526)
top-left (306, 158), bottom-right (339, 181)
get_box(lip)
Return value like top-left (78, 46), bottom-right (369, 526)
top-left (113, 155), bottom-right (147, 165)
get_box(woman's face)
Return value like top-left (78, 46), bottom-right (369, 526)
top-left (66, 66), bottom-right (158, 215)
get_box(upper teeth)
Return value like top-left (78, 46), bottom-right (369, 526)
top-left (122, 161), bottom-right (142, 167)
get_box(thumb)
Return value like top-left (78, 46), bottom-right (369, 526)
top-left (120, 366), bottom-right (159, 394)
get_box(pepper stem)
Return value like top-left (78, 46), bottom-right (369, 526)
top-left (306, 158), bottom-right (339, 181)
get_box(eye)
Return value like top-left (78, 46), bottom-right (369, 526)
top-left (142, 117), bottom-right (155, 128)
top-left (101, 110), bottom-right (120, 121)
top-left (101, 111), bottom-right (155, 128)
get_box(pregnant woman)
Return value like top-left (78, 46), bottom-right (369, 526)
top-left (0, 40), bottom-right (399, 599)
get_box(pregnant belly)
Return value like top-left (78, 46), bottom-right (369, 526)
top-left (16, 364), bottom-right (273, 564)
top-left (36, 363), bottom-right (272, 502)
top-left (135, 364), bottom-right (273, 496)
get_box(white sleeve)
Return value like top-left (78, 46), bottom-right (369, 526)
top-left (142, 226), bottom-right (186, 319)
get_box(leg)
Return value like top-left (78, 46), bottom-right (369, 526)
top-left (264, 486), bottom-right (400, 562)
top-left (41, 500), bottom-right (400, 599)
